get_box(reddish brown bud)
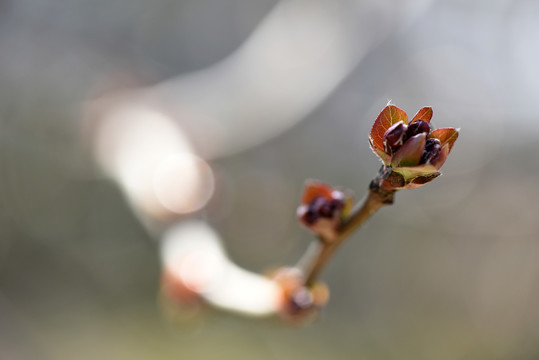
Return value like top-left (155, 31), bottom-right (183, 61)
top-left (298, 205), bottom-right (318, 225)
top-left (420, 138), bottom-right (442, 164)
top-left (310, 196), bottom-right (327, 217)
top-left (318, 198), bottom-right (345, 218)
top-left (298, 181), bottom-right (353, 240)
top-left (370, 104), bottom-right (459, 189)
top-left (405, 120), bottom-right (430, 140)
top-left (298, 190), bottom-right (345, 226)
top-left (383, 121), bottom-right (407, 153)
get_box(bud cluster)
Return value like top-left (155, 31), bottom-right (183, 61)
top-left (298, 193), bottom-right (345, 225)
top-left (296, 181), bottom-right (353, 242)
top-left (369, 104), bottom-right (459, 189)
top-left (383, 120), bottom-right (440, 165)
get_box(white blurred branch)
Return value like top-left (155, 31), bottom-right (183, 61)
top-left (162, 221), bottom-right (281, 317)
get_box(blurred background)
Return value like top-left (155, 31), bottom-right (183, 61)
top-left (1, 0), bottom-right (539, 359)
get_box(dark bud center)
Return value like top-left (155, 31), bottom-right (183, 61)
top-left (383, 122), bottom-right (407, 154)
top-left (420, 138), bottom-right (442, 164)
top-left (315, 197), bottom-right (344, 218)
top-left (301, 208), bottom-right (318, 225)
top-left (405, 120), bottom-right (430, 141)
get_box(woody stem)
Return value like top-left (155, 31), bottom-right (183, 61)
top-left (299, 172), bottom-right (396, 286)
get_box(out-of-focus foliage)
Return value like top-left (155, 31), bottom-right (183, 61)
top-left (1, 0), bottom-right (539, 359)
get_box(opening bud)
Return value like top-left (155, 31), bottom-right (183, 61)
top-left (383, 121), bottom-right (407, 154)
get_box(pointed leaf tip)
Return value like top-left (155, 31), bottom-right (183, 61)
top-left (411, 106), bottom-right (433, 123)
top-left (429, 128), bottom-right (459, 152)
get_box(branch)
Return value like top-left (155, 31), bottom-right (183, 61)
top-left (299, 170), bottom-right (396, 286)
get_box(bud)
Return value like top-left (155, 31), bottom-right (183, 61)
top-left (299, 206), bottom-right (318, 225)
top-left (272, 267), bottom-right (329, 323)
top-left (420, 138), bottom-right (442, 164)
top-left (369, 104), bottom-right (459, 189)
top-left (298, 196), bottom-right (344, 225)
top-left (390, 133), bottom-right (426, 168)
top-left (288, 287), bottom-right (314, 316)
top-left (297, 181), bottom-right (353, 241)
top-left (383, 121), bottom-right (407, 154)
top-left (317, 198), bottom-right (345, 218)
top-left (405, 120), bottom-right (430, 140)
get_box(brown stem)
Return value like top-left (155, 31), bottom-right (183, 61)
top-left (300, 172), bottom-right (396, 286)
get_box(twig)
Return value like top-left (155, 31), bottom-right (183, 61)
top-left (299, 169), bottom-right (397, 286)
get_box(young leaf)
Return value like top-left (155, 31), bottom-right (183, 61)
top-left (392, 164), bottom-right (438, 181)
top-left (369, 138), bottom-right (391, 165)
top-left (390, 133), bottom-right (426, 167)
top-left (369, 105), bottom-right (408, 152)
top-left (411, 106), bottom-right (433, 123)
top-left (301, 180), bottom-right (333, 204)
top-left (429, 128), bottom-right (459, 151)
